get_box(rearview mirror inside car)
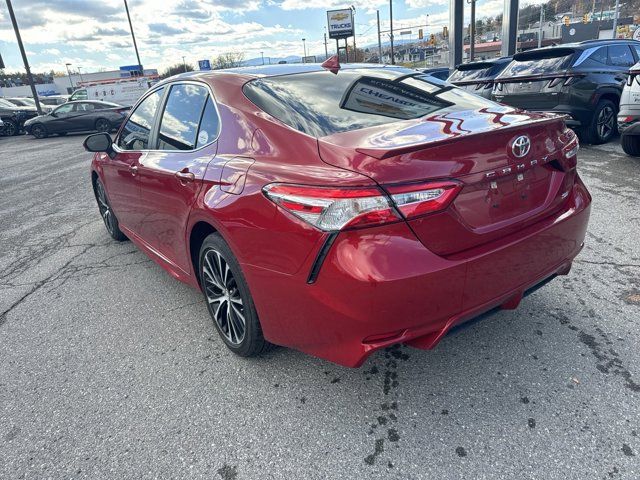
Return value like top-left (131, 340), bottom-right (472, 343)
top-left (83, 132), bottom-right (114, 158)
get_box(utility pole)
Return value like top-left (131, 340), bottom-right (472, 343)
top-left (302, 38), bottom-right (307, 62)
top-left (77, 66), bottom-right (84, 83)
top-left (124, 0), bottom-right (143, 73)
top-left (182, 56), bottom-right (187, 72)
top-left (389, 0), bottom-right (395, 64)
top-left (612, 0), bottom-right (620, 38)
top-left (376, 10), bottom-right (383, 63)
top-left (65, 63), bottom-right (74, 91)
top-left (324, 32), bottom-right (329, 59)
top-left (468, 0), bottom-right (476, 61)
top-left (5, 0), bottom-right (43, 114)
top-left (538, 4), bottom-right (544, 48)
top-left (261, 51), bottom-right (265, 65)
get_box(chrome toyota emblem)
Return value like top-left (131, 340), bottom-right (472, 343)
top-left (512, 135), bottom-right (531, 158)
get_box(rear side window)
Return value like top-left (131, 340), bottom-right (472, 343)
top-left (118, 87), bottom-right (164, 151)
top-left (449, 66), bottom-right (492, 82)
top-left (633, 45), bottom-right (640, 60)
top-left (196, 96), bottom-right (220, 148)
top-left (157, 84), bottom-right (209, 151)
top-left (608, 45), bottom-right (635, 67)
top-left (76, 103), bottom-right (95, 111)
top-left (588, 47), bottom-right (608, 65)
top-left (243, 69), bottom-right (495, 137)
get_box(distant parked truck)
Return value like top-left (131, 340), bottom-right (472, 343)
top-left (69, 77), bottom-right (157, 107)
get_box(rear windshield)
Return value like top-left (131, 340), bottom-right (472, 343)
top-left (449, 62), bottom-right (505, 82)
top-left (243, 69), bottom-right (496, 137)
top-left (502, 50), bottom-right (575, 77)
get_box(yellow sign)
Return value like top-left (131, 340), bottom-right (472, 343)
top-left (330, 12), bottom-right (349, 21)
top-left (563, 15), bottom-right (570, 26)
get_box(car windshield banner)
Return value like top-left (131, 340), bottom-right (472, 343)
top-left (327, 9), bottom-right (354, 39)
top-left (339, 76), bottom-right (453, 120)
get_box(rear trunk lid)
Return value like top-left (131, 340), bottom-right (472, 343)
top-left (493, 48), bottom-right (576, 110)
top-left (318, 107), bottom-right (577, 256)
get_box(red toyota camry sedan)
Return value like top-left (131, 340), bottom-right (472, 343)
top-left (84, 62), bottom-right (590, 367)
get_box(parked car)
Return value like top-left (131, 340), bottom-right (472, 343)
top-left (0, 98), bottom-right (38, 136)
top-left (617, 61), bottom-right (640, 156)
top-left (419, 66), bottom-right (450, 81)
top-left (493, 39), bottom-right (640, 144)
top-left (447, 56), bottom-right (512, 98)
top-left (5, 97), bottom-right (53, 113)
top-left (39, 95), bottom-right (69, 106)
top-left (24, 100), bottom-right (129, 138)
top-left (83, 64), bottom-right (590, 367)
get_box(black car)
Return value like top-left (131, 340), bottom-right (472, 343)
top-left (493, 39), bottom-right (640, 144)
top-left (419, 66), bottom-right (450, 81)
top-left (447, 57), bottom-right (512, 99)
top-left (23, 100), bottom-right (129, 139)
top-left (0, 98), bottom-right (38, 136)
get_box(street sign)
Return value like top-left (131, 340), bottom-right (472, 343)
top-left (418, 29), bottom-right (423, 39)
top-left (198, 59), bottom-right (211, 70)
top-left (327, 8), bottom-right (354, 39)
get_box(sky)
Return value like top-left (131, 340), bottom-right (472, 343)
top-left (0, 0), bottom-right (542, 74)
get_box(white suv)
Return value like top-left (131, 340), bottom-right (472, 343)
top-left (618, 61), bottom-right (640, 156)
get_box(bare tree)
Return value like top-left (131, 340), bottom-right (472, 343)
top-left (213, 52), bottom-right (245, 70)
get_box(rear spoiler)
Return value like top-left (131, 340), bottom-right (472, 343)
top-left (513, 48), bottom-right (575, 62)
top-left (456, 62), bottom-right (495, 71)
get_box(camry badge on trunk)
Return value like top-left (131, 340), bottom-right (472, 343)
top-left (512, 135), bottom-right (531, 158)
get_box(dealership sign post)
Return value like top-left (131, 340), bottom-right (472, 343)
top-left (327, 8), bottom-right (355, 62)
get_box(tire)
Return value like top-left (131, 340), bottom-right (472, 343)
top-left (95, 118), bottom-right (111, 133)
top-left (199, 233), bottom-right (273, 357)
top-left (580, 99), bottom-right (617, 145)
top-left (621, 134), bottom-right (640, 157)
top-left (30, 123), bottom-right (47, 139)
top-left (93, 178), bottom-right (127, 241)
top-left (3, 119), bottom-right (18, 136)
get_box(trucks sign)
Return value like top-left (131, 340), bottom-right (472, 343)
top-left (327, 8), bottom-right (354, 39)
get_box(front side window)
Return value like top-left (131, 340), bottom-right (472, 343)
top-left (117, 87), bottom-right (164, 151)
top-left (608, 45), bottom-right (635, 67)
top-left (157, 83), bottom-right (209, 151)
top-left (71, 89), bottom-right (88, 101)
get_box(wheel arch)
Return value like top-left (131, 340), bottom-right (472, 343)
top-left (593, 89), bottom-right (620, 108)
top-left (189, 220), bottom-right (219, 287)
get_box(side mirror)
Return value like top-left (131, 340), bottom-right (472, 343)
top-left (84, 132), bottom-right (114, 158)
top-left (50, 112), bottom-right (57, 117)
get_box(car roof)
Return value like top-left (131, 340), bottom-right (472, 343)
top-left (159, 63), bottom-right (414, 85)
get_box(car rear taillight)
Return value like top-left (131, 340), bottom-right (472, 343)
top-left (385, 181), bottom-right (462, 219)
top-left (475, 83), bottom-right (483, 90)
top-left (263, 184), bottom-right (400, 231)
top-left (548, 77), bottom-right (564, 88)
top-left (263, 180), bottom-right (462, 231)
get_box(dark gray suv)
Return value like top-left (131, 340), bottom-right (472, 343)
top-left (493, 39), bottom-right (640, 144)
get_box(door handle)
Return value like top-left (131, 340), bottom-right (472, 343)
top-left (175, 169), bottom-right (195, 183)
top-left (129, 165), bottom-right (138, 176)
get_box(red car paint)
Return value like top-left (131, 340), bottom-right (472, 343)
top-left (91, 66), bottom-right (591, 367)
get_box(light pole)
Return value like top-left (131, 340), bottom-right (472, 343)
top-left (468, 0), bottom-right (476, 62)
top-left (182, 56), bottom-right (187, 72)
top-left (302, 38), bottom-right (307, 63)
top-left (612, 0), bottom-right (620, 38)
top-left (5, 0), bottom-right (43, 114)
top-left (124, 0), bottom-right (143, 73)
top-left (65, 63), bottom-right (74, 92)
top-left (389, 0), bottom-right (395, 65)
top-left (261, 51), bottom-right (264, 65)
top-left (77, 66), bottom-right (84, 83)
top-left (351, 5), bottom-right (357, 62)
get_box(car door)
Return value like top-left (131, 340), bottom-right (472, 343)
top-left (136, 82), bottom-right (220, 274)
top-left (101, 87), bottom-right (165, 234)
top-left (47, 103), bottom-right (76, 133)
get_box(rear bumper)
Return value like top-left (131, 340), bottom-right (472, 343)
top-left (618, 107), bottom-right (640, 135)
top-left (244, 177), bottom-right (591, 367)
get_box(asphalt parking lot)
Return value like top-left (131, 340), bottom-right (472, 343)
top-left (0, 132), bottom-right (639, 479)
